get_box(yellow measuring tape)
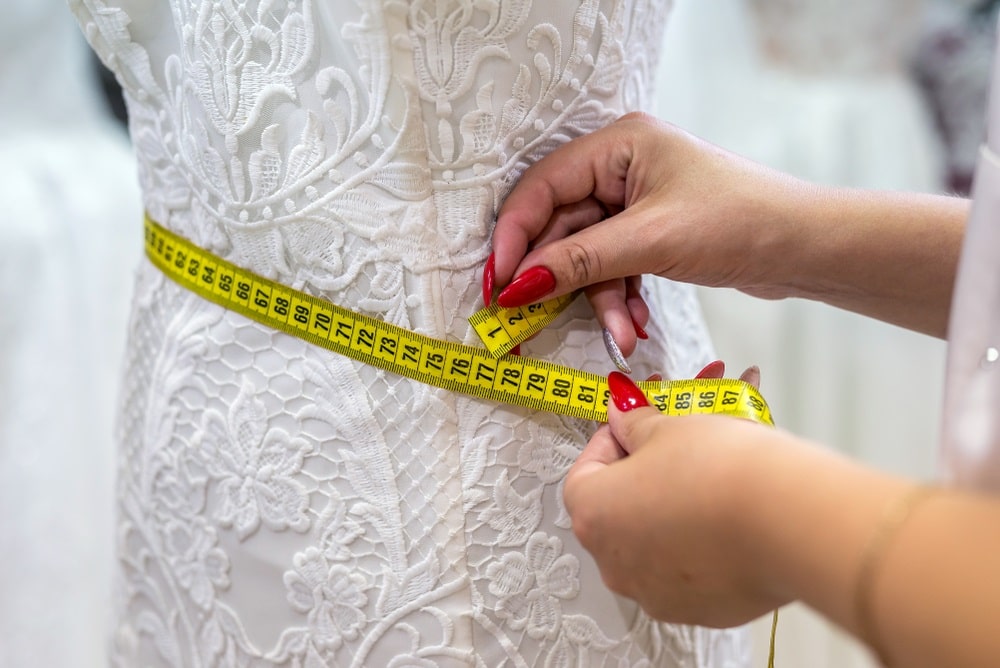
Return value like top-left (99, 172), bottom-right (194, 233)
top-left (144, 215), bottom-right (773, 426)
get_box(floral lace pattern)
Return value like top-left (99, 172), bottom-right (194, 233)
top-left (70, 0), bottom-right (747, 665)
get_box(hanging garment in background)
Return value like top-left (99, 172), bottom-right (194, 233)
top-left (0, 1), bottom-right (142, 667)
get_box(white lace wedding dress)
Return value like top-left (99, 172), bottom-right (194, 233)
top-left (70, 1), bottom-right (746, 665)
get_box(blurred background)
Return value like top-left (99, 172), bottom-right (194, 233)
top-left (0, 1), bottom-right (140, 666)
top-left (2, 0), bottom-right (996, 666)
top-left (656, 0), bottom-right (998, 666)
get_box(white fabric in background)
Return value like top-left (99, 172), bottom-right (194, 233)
top-left (70, 1), bottom-right (748, 665)
top-left (943, 17), bottom-right (1000, 490)
top-left (656, 2), bottom-right (948, 667)
top-left (0, 1), bottom-right (142, 666)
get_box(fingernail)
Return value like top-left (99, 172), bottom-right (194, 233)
top-left (646, 373), bottom-right (662, 382)
top-left (510, 344), bottom-right (521, 356)
top-left (603, 328), bottom-right (632, 374)
top-left (496, 266), bottom-right (556, 308)
top-left (482, 253), bottom-right (495, 307)
top-left (695, 360), bottom-right (725, 379)
top-left (632, 315), bottom-right (649, 340)
top-left (739, 365), bottom-right (760, 388)
top-left (608, 371), bottom-right (650, 411)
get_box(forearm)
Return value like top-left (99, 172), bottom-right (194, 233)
top-left (733, 435), bottom-right (1000, 667)
top-left (761, 186), bottom-right (968, 338)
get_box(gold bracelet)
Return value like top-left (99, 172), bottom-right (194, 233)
top-left (854, 484), bottom-right (940, 666)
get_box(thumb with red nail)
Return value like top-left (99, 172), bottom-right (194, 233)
top-left (563, 366), bottom-right (800, 628)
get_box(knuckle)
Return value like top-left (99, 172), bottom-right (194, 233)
top-left (598, 567), bottom-right (625, 596)
top-left (568, 502), bottom-right (598, 551)
top-left (564, 240), bottom-right (603, 288)
top-left (618, 110), bottom-right (653, 126)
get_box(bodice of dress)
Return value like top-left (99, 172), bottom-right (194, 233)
top-left (73, 0), bottom-right (670, 334)
top-left (748, 0), bottom-right (924, 76)
top-left (70, 1), bottom-right (740, 666)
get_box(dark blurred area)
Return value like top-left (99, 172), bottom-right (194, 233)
top-left (92, 53), bottom-right (128, 128)
top-left (915, 0), bottom-right (1000, 194)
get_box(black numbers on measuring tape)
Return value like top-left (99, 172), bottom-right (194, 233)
top-left (748, 395), bottom-right (765, 412)
top-left (721, 390), bottom-right (739, 405)
top-left (379, 336), bottom-right (396, 356)
top-left (652, 393), bottom-right (669, 412)
top-left (424, 351), bottom-right (444, 372)
top-left (274, 296), bottom-right (289, 317)
top-left (487, 325), bottom-right (502, 339)
top-left (674, 391), bottom-right (692, 410)
top-left (698, 390), bottom-right (716, 408)
top-left (254, 288), bottom-right (270, 309)
top-left (201, 266), bottom-right (215, 285)
top-left (526, 373), bottom-right (545, 393)
top-left (219, 274), bottom-right (233, 292)
top-left (357, 327), bottom-right (375, 351)
top-left (294, 304), bottom-right (310, 324)
top-left (501, 367), bottom-right (521, 388)
top-left (449, 357), bottom-right (470, 377)
top-left (236, 281), bottom-right (251, 300)
top-left (526, 303), bottom-right (542, 314)
top-left (507, 312), bottom-right (524, 326)
top-left (335, 320), bottom-right (353, 341)
top-left (475, 361), bottom-right (496, 384)
top-left (187, 258), bottom-right (200, 277)
top-left (551, 377), bottom-right (571, 398)
top-left (175, 250), bottom-right (187, 269)
top-left (313, 311), bottom-right (331, 332)
top-left (402, 344), bottom-right (420, 364)
top-left (577, 384), bottom-right (597, 404)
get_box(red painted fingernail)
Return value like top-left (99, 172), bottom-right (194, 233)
top-left (646, 373), bottom-right (662, 382)
top-left (608, 371), bottom-right (650, 412)
top-left (496, 266), bottom-right (556, 308)
top-left (632, 315), bottom-right (649, 340)
top-left (482, 253), bottom-right (495, 307)
top-left (510, 344), bottom-right (521, 356)
top-left (695, 360), bottom-right (725, 379)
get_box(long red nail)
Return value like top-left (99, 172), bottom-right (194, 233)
top-left (482, 253), bottom-right (495, 307)
top-left (496, 266), bottom-right (556, 308)
top-left (695, 360), bottom-right (725, 379)
top-left (632, 315), bottom-right (649, 340)
top-left (608, 371), bottom-right (650, 412)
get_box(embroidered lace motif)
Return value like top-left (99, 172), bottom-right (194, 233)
top-left (70, 1), bottom-right (747, 665)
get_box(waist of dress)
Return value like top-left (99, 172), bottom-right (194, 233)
top-left (143, 213), bottom-right (775, 426)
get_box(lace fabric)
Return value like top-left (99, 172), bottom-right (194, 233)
top-left (70, 1), bottom-right (746, 665)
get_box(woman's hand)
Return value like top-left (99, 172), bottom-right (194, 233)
top-left (490, 112), bottom-right (811, 356)
top-left (490, 112), bottom-right (967, 342)
top-left (564, 370), bottom-right (792, 627)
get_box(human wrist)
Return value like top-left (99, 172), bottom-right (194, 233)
top-left (714, 426), bottom-right (804, 603)
top-left (854, 484), bottom-right (943, 665)
top-left (728, 168), bottom-right (828, 301)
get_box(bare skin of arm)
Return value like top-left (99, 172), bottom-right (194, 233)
top-left (492, 112), bottom-right (968, 352)
top-left (493, 112), bottom-right (995, 665)
top-left (567, 400), bottom-right (1000, 668)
